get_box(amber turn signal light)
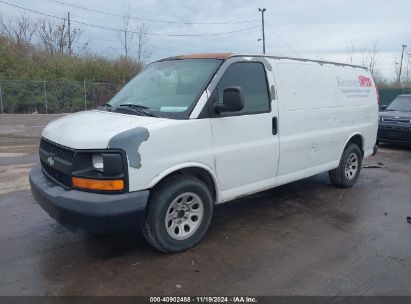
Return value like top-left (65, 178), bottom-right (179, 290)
top-left (72, 177), bottom-right (124, 191)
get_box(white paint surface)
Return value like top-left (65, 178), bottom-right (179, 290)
top-left (41, 55), bottom-right (378, 204)
top-left (42, 110), bottom-right (166, 149)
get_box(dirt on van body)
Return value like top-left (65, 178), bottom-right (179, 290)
top-left (0, 114), bottom-right (410, 296)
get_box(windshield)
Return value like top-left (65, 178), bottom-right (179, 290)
top-left (107, 59), bottom-right (221, 118)
top-left (387, 95), bottom-right (411, 112)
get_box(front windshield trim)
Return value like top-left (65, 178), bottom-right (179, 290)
top-left (108, 58), bottom-right (224, 120)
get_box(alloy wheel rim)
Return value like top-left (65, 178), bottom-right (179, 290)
top-left (165, 192), bottom-right (204, 240)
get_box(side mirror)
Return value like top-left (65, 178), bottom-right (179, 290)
top-left (380, 105), bottom-right (387, 111)
top-left (214, 87), bottom-right (244, 113)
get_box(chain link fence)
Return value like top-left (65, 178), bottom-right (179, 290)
top-left (0, 80), bottom-right (119, 114)
top-left (1, 80), bottom-right (409, 114)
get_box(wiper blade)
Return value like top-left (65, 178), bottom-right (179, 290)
top-left (119, 103), bottom-right (149, 109)
top-left (96, 103), bottom-right (113, 111)
top-left (118, 103), bottom-right (158, 117)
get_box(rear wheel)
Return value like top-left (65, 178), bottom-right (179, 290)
top-left (329, 143), bottom-right (362, 188)
top-left (143, 175), bottom-right (213, 253)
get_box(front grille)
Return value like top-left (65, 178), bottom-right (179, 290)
top-left (41, 160), bottom-right (72, 188)
top-left (382, 117), bottom-right (411, 124)
top-left (379, 124), bottom-right (411, 131)
top-left (40, 138), bottom-right (74, 163)
top-left (378, 130), bottom-right (411, 141)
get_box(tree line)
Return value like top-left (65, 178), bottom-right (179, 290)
top-left (0, 13), bottom-right (152, 83)
top-left (0, 14), bottom-right (156, 113)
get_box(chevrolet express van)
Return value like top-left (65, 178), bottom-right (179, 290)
top-left (29, 53), bottom-right (378, 252)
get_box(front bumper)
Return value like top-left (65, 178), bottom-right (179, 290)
top-left (29, 165), bottom-right (149, 234)
top-left (378, 125), bottom-right (411, 144)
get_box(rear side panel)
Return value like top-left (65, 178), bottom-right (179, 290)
top-left (334, 67), bottom-right (378, 155)
top-left (274, 60), bottom-right (341, 176)
top-left (273, 59), bottom-right (378, 178)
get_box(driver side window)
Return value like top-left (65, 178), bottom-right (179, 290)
top-left (216, 62), bottom-right (271, 115)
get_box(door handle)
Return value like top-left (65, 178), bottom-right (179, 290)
top-left (272, 117), bottom-right (278, 135)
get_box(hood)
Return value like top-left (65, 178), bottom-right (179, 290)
top-left (42, 110), bottom-right (166, 149)
top-left (379, 110), bottom-right (411, 119)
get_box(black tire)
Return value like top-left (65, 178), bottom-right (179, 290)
top-left (329, 143), bottom-right (362, 188)
top-left (143, 174), bottom-right (213, 253)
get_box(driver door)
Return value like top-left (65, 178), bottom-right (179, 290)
top-left (210, 61), bottom-right (280, 201)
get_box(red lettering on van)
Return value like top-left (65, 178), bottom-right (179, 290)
top-left (358, 76), bottom-right (372, 87)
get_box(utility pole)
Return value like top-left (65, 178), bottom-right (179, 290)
top-left (67, 12), bottom-right (72, 55)
top-left (83, 79), bottom-right (87, 110)
top-left (0, 82), bottom-right (3, 114)
top-left (258, 8), bottom-right (266, 54)
top-left (43, 80), bottom-right (48, 114)
top-left (124, 30), bottom-right (128, 60)
top-left (398, 44), bottom-right (407, 85)
top-left (407, 54), bottom-right (411, 88)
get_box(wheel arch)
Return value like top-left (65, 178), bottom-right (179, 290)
top-left (343, 133), bottom-right (364, 157)
top-left (148, 163), bottom-right (220, 203)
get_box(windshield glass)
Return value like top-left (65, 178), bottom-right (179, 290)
top-left (107, 59), bottom-right (221, 118)
top-left (387, 95), bottom-right (411, 112)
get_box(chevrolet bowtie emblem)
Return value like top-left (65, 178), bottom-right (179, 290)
top-left (47, 156), bottom-right (55, 167)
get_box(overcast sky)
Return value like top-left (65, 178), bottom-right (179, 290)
top-left (1, 0), bottom-right (410, 79)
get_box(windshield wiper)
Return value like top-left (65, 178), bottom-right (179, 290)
top-left (118, 103), bottom-right (158, 117)
top-left (97, 103), bottom-right (113, 111)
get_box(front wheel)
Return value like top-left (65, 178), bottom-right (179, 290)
top-left (329, 143), bottom-right (362, 188)
top-left (143, 175), bottom-right (213, 253)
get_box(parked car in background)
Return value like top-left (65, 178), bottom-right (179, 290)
top-left (378, 94), bottom-right (411, 145)
top-left (29, 53), bottom-right (379, 252)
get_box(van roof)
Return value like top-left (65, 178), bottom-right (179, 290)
top-left (160, 53), bottom-right (367, 70)
top-left (162, 53), bottom-right (234, 60)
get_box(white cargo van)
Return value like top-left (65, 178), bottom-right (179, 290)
top-left (29, 53), bottom-right (378, 252)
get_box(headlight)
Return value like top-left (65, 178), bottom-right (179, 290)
top-left (71, 152), bottom-right (126, 192)
top-left (92, 153), bottom-right (104, 172)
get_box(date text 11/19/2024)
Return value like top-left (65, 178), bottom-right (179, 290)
top-left (149, 296), bottom-right (258, 303)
